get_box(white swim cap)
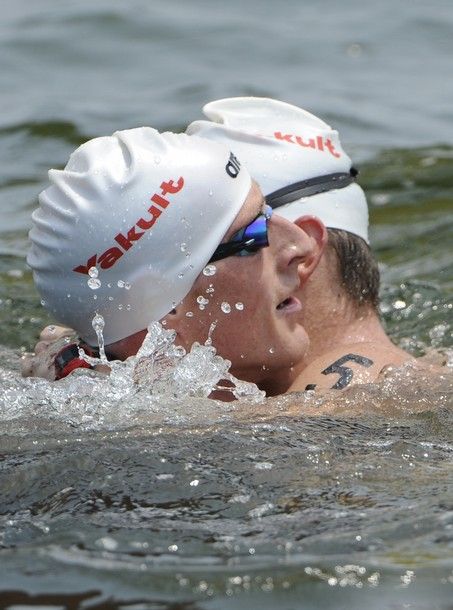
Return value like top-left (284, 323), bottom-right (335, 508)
top-left (28, 127), bottom-right (251, 345)
top-left (187, 97), bottom-right (369, 243)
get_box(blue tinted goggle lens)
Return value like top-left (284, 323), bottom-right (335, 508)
top-left (236, 210), bottom-right (269, 254)
top-left (208, 205), bottom-right (272, 263)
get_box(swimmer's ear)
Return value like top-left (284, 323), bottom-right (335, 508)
top-left (293, 215), bottom-right (327, 281)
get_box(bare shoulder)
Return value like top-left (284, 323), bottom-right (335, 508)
top-left (288, 342), bottom-right (413, 393)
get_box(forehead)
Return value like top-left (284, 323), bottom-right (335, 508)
top-left (224, 181), bottom-right (264, 240)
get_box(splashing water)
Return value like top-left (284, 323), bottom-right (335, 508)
top-left (91, 313), bottom-right (107, 363)
top-left (0, 320), bottom-right (265, 434)
top-left (204, 321), bottom-right (217, 347)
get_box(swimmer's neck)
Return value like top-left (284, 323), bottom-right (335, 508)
top-left (298, 306), bottom-right (408, 372)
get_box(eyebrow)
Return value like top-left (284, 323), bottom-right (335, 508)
top-left (254, 197), bottom-right (266, 220)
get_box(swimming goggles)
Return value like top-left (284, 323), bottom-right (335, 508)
top-left (208, 204), bottom-right (273, 263)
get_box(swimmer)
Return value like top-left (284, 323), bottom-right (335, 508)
top-left (25, 127), bottom-right (318, 396)
top-left (186, 97), bottom-right (412, 392)
top-left (24, 99), bottom-right (415, 394)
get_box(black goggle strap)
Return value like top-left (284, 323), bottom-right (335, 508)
top-left (209, 238), bottom-right (258, 262)
top-left (266, 167), bottom-right (359, 209)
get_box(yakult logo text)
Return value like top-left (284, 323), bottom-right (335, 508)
top-left (225, 152), bottom-right (241, 178)
top-left (274, 132), bottom-right (341, 158)
top-left (73, 177), bottom-right (184, 274)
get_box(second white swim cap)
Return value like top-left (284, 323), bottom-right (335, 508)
top-left (187, 97), bottom-right (369, 243)
top-left (28, 128), bottom-right (251, 345)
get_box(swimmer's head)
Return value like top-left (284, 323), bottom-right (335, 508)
top-left (186, 97), bottom-right (369, 243)
top-left (28, 128), bottom-right (251, 345)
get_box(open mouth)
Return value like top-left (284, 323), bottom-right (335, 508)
top-left (276, 296), bottom-right (301, 313)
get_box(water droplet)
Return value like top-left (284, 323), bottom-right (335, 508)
top-left (269, 347), bottom-right (275, 354)
top-left (124, 282), bottom-right (131, 290)
top-left (205, 321), bottom-right (217, 346)
top-left (88, 278), bottom-right (101, 290)
top-left (185, 311), bottom-right (194, 317)
top-left (96, 536), bottom-right (118, 551)
top-left (117, 280), bottom-right (125, 288)
top-left (118, 304), bottom-right (123, 310)
top-left (88, 266), bottom-right (98, 278)
top-left (40, 299), bottom-right (47, 307)
top-left (92, 313), bottom-right (107, 362)
top-left (126, 304), bottom-right (131, 310)
top-left (92, 313), bottom-right (105, 332)
top-left (235, 302), bottom-right (244, 311)
top-left (180, 242), bottom-right (188, 252)
top-left (347, 42), bottom-right (363, 58)
top-left (208, 189), bottom-right (213, 196)
top-left (221, 302), bottom-right (231, 314)
top-left (203, 264), bottom-right (217, 276)
top-left (178, 272), bottom-right (184, 279)
top-left (197, 296), bottom-right (209, 306)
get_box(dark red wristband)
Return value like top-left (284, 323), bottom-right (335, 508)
top-left (54, 343), bottom-right (94, 380)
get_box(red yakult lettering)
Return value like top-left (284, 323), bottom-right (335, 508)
top-left (273, 132), bottom-right (342, 158)
top-left (136, 205), bottom-right (162, 230)
top-left (274, 132), bottom-right (294, 143)
top-left (114, 226), bottom-right (145, 251)
top-left (325, 139), bottom-right (340, 158)
top-left (160, 177), bottom-right (184, 195)
top-left (98, 247), bottom-right (123, 269)
top-left (295, 136), bottom-right (315, 149)
top-left (150, 193), bottom-right (170, 208)
top-left (73, 254), bottom-right (98, 275)
top-left (73, 176), bottom-right (184, 275)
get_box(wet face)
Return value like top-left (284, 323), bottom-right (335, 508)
top-left (163, 181), bottom-right (310, 391)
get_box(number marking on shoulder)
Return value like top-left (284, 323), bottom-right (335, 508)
top-left (321, 353), bottom-right (374, 389)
